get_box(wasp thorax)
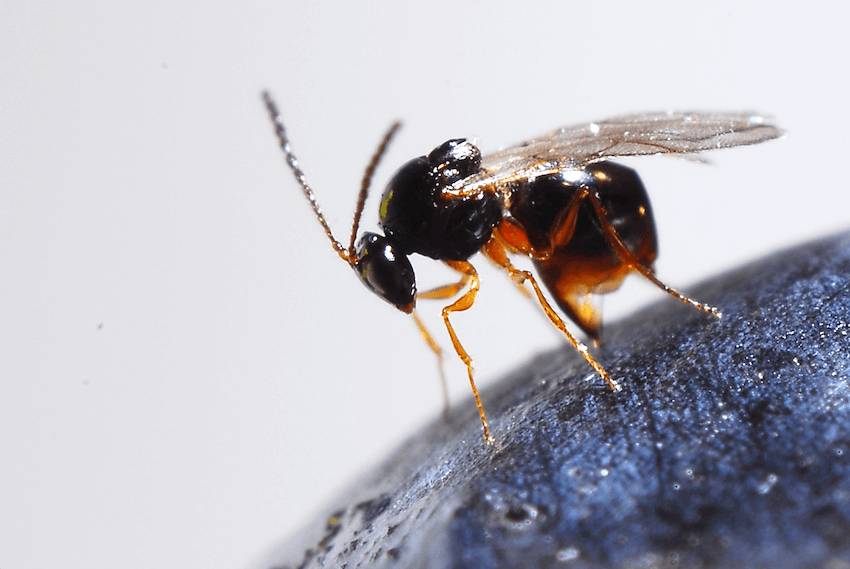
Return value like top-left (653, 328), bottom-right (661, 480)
top-left (354, 232), bottom-right (416, 313)
top-left (427, 138), bottom-right (482, 185)
top-left (379, 139), bottom-right (502, 261)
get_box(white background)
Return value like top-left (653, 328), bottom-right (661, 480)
top-left (2, 1), bottom-right (848, 568)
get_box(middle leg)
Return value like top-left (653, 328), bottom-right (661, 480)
top-left (483, 236), bottom-right (622, 391)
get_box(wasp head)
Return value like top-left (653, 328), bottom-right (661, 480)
top-left (354, 232), bottom-right (416, 313)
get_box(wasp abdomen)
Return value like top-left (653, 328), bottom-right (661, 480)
top-left (507, 161), bottom-right (658, 339)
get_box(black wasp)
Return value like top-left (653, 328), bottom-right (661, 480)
top-left (262, 91), bottom-right (781, 443)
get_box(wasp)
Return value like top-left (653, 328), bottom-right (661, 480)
top-left (262, 91), bottom-right (781, 443)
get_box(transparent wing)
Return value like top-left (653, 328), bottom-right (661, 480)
top-left (450, 111), bottom-right (783, 195)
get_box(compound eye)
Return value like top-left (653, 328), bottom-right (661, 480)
top-left (354, 232), bottom-right (416, 313)
top-left (427, 139), bottom-right (482, 183)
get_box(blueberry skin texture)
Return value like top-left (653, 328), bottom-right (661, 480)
top-left (268, 230), bottom-right (850, 569)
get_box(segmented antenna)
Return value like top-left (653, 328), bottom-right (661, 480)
top-left (349, 121), bottom-right (401, 256)
top-left (262, 91), bottom-right (350, 263)
top-left (262, 91), bottom-right (401, 263)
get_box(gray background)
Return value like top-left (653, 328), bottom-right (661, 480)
top-left (1, 1), bottom-right (847, 568)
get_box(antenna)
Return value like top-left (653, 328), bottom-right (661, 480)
top-left (262, 91), bottom-right (350, 263)
top-left (262, 90), bottom-right (401, 264)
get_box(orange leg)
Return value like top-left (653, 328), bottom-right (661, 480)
top-left (418, 261), bottom-right (494, 444)
top-left (411, 310), bottom-right (451, 419)
top-left (582, 189), bottom-right (722, 319)
top-left (413, 270), bottom-right (482, 419)
top-left (418, 281), bottom-right (468, 300)
top-left (483, 237), bottom-right (622, 391)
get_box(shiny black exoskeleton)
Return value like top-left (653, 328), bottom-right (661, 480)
top-left (354, 142), bottom-right (656, 330)
top-left (263, 88), bottom-right (781, 444)
top-left (509, 162), bottom-right (655, 260)
top-left (506, 161), bottom-right (658, 338)
top-left (354, 138), bottom-right (502, 313)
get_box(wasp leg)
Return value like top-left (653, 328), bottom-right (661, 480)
top-left (418, 278), bottom-right (469, 300)
top-left (418, 261), bottom-right (494, 444)
top-left (415, 272), bottom-right (480, 418)
top-left (410, 310), bottom-right (451, 420)
top-left (482, 237), bottom-right (622, 392)
top-left (584, 190), bottom-right (722, 319)
top-left (483, 249), bottom-right (535, 302)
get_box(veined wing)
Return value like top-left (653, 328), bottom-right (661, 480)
top-left (448, 111), bottom-right (783, 196)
